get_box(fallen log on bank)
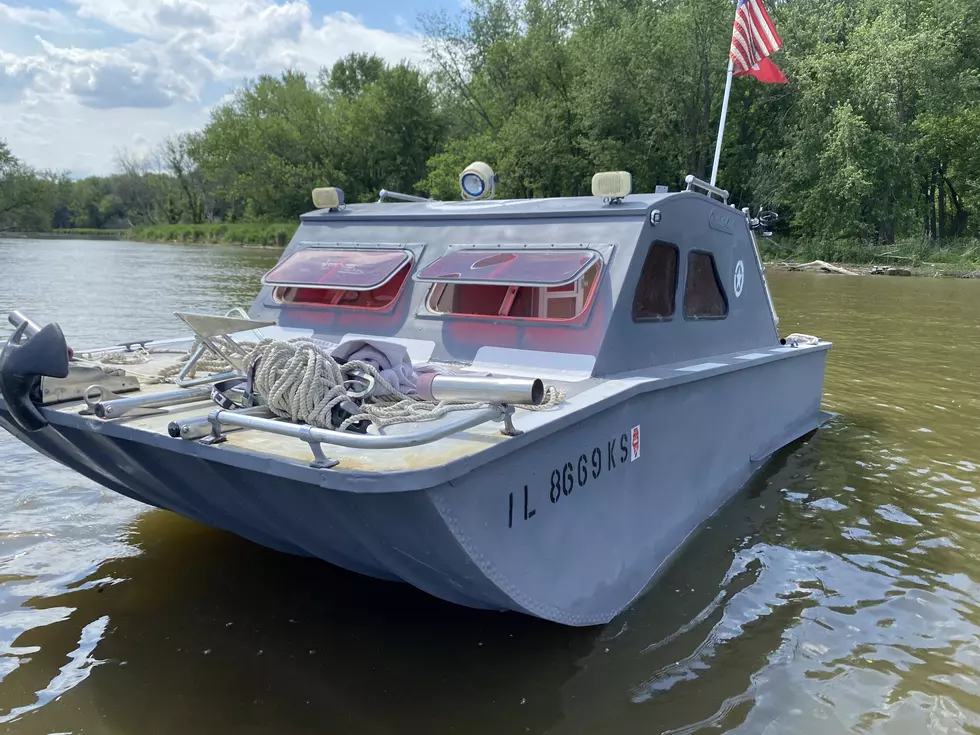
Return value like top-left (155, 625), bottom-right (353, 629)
top-left (784, 260), bottom-right (861, 276)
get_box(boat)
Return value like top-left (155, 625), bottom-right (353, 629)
top-left (0, 166), bottom-right (831, 626)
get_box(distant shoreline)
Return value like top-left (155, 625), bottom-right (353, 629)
top-left (764, 260), bottom-right (980, 279)
top-left (5, 229), bottom-right (980, 278)
top-left (3, 224), bottom-right (295, 249)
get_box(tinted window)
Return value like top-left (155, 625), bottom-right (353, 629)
top-left (426, 262), bottom-right (602, 321)
top-left (684, 251), bottom-right (728, 319)
top-left (632, 242), bottom-right (678, 320)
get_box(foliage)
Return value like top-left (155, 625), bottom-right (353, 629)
top-left (4, 0), bottom-right (980, 249)
top-left (129, 223), bottom-right (298, 247)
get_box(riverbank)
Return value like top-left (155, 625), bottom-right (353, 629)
top-left (6, 227), bottom-right (980, 277)
top-left (127, 223), bottom-right (295, 248)
top-left (758, 238), bottom-right (980, 278)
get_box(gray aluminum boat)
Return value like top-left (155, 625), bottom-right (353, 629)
top-left (0, 169), bottom-right (831, 626)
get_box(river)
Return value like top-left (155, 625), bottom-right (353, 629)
top-left (1, 237), bottom-right (979, 734)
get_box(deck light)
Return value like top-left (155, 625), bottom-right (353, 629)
top-left (312, 187), bottom-right (344, 210)
top-left (592, 171), bottom-right (633, 202)
top-left (591, 171), bottom-right (632, 201)
top-left (459, 162), bottom-right (496, 201)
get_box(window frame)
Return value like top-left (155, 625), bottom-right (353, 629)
top-left (682, 248), bottom-right (729, 321)
top-left (262, 246), bottom-right (414, 292)
top-left (631, 240), bottom-right (681, 324)
top-left (262, 242), bottom-right (423, 313)
top-left (414, 243), bottom-right (612, 326)
top-left (414, 248), bottom-right (601, 288)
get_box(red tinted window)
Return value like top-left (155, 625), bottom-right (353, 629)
top-left (264, 249), bottom-right (412, 291)
top-left (426, 261), bottom-right (602, 322)
top-left (417, 249), bottom-right (598, 287)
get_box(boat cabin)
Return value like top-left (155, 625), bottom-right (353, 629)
top-left (248, 170), bottom-right (781, 379)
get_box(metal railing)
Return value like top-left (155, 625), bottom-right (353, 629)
top-left (684, 175), bottom-right (730, 204)
top-left (205, 404), bottom-right (519, 469)
top-left (378, 189), bottom-right (431, 203)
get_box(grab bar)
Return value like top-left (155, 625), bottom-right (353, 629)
top-left (206, 404), bottom-right (520, 469)
top-left (378, 189), bottom-right (431, 203)
top-left (170, 405), bottom-right (274, 440)
top-left (93, 385), bottom-right (214, 419)
top-left (684, 175), bottom-right (730, 203)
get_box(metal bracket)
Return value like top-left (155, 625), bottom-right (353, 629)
top-left (201, 412), bottom-right (228, 445)
top-left (300, 426), bottom-right (340, 469)
top-left (497, 405), bottom-right (523, 437)
top-left (82, 384), bottom-right (126, 416)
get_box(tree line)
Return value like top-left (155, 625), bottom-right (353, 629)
top-left (2, 0), bottom-right (979, 244)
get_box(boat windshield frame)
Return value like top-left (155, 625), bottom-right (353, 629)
top-left (414, 243), bottom-right (613, 325)
top-left (414, 245), bottom-right (602, 288)
top-left (262, 243), bottom-right (417, 292)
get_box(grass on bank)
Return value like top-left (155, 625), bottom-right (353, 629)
top-left (126, 223), bottom-right (297, 247)
top-left (758, 236), bottom-right (980, 274)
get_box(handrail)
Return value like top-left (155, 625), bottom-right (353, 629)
top-left (207, 404), bottom-right (517, 469)
top-left (378, 189), bottom-right (431, 203)
top-left (684, 175), bottom-right (730, 204)
top-left (171, 405), bottom-right (274, 440)
top-left (94, 385), bottom-right (214, 419)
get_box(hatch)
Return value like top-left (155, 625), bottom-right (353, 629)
top-left (263, 246), bottom-right (414, 310)
top-left (416, 246), bottom-right (604, 322)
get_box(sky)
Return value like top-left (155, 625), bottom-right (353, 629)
top-left (0, 0), bottom-right (453, 177)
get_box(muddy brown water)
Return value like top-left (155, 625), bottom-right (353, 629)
top-left (1, 238), bottom-right (979, 734)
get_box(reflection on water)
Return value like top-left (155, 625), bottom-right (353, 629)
top-left (2, 240), bottom-right (980, 733)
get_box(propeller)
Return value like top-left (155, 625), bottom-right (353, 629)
top-left (0, 321), bottom-right (71, 432)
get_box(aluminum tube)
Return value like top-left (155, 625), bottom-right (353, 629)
top-left (74, 335), bottom-right (194, 358)
top-left (211, 405), bottom-right (503, 450)
top-left (415, 373), bottom-right (544, 406)
top-left (684, 174), bottom-right (730, 203)
top-left (96, 385), bottom-right (213, 419)
top-left (173, 370), bottom-right (243, 389)
top-left (378, 189), bottom-right (430, 203)
top-left (7, 310), bottom-right (41, 338)
top-left (170, 405), bottom-right (273, 440)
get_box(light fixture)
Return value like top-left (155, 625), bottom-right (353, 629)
top-left (459, 162), bottom-right (496, 201)
top-left (312, 187), bottom-right (344, 210)
top-left (591, 171), bottom-right (632, 202)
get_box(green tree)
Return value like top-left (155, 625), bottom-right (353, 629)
top-left (0, 140), bottom-right (56, 232)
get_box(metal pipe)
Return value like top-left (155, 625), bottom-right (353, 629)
top-left (95, 385), bottom-right (214, 420)
top-left (684, 174), bottom-right (730, 203)
top-left (378, 189), bottom-right (431, 203)
top-left (210, 405), bottom-right (504, 450)
top-left (174, 369), bottom-right (243, 390)
top-left (170, 405), bottom-right (274, 440)
top-left (7, 310), bottom-right (41, 339)
top-left (415, 373), bottom-right (544, 405)
top-left (73, 336), bottom-right (194, 359)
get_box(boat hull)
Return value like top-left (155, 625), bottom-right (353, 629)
top-left (0, 347), bottom-right (828, 626)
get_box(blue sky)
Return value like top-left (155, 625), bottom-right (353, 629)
top-left (0, 0), bottom-right (457, 176)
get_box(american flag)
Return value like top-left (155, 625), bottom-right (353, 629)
top-left (730, 0), bottom-right (787, 83)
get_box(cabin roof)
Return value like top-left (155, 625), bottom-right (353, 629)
top-left (300, 192), bottom-right (675, 223)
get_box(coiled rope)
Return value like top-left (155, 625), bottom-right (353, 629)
top-left (149, 337), bottom-right (565, 431)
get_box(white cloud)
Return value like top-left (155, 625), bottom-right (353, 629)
top-left (0, 0), bottom-right (428, 176)
top-left (0, 3), bottom-right (75, 33)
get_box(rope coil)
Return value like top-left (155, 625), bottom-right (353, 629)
top-left (151, 337), bottom-right (565, 431)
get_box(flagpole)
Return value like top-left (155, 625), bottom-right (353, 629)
top-left (710, 57), bottom-right (734, 188)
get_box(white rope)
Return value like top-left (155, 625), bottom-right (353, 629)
top-left (150, 337), bottom-right (566, 431)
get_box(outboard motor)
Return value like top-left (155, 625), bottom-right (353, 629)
top-left (0, 321), bottom-right (71, 432)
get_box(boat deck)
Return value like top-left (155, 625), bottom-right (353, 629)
top-left (40, 337), bottom-right (832, 475)
top-left (52, 352), bottom-right (589, 473)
